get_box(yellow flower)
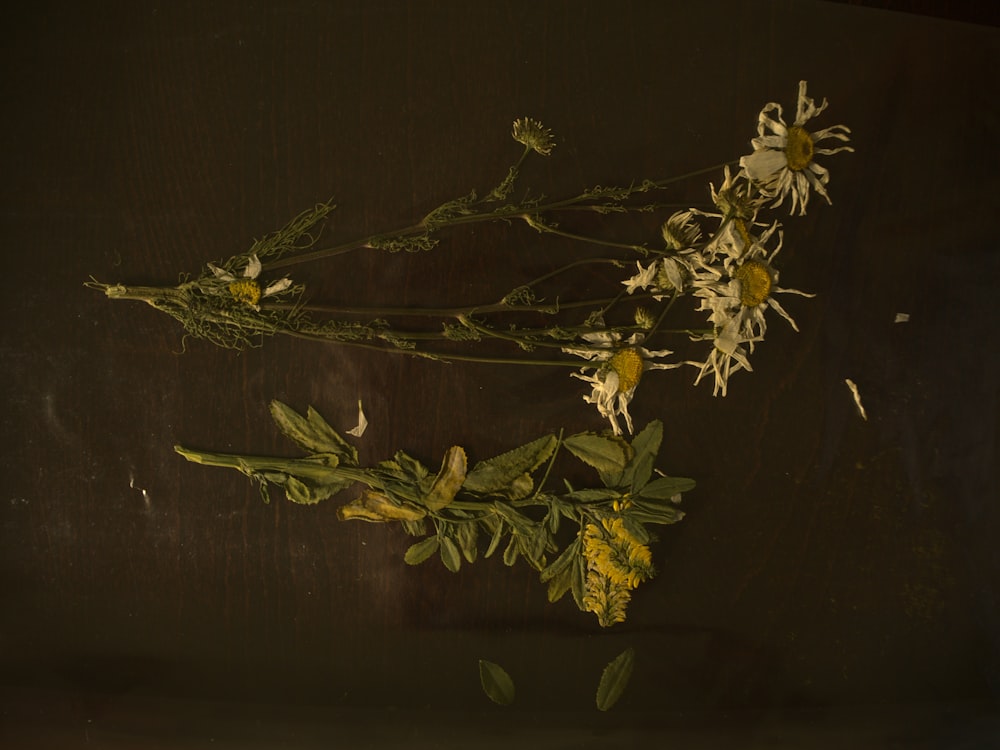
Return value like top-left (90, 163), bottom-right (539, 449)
top-left (582, 568), bottom-right (632, 628)
top-left (580, 515), bottom-right (654, 626)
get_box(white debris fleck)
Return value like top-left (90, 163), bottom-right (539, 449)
top-left (129, 471), bottom-right (152, 507)
top-left (347, 399), bottom-right (368, 437)
top-left (844, 378), bottom-right (868, 421)
top-left (894, 313), bottom-right (910, 323)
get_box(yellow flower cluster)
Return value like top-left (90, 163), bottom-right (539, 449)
top-left (581, 516), bottom-right (655, 627)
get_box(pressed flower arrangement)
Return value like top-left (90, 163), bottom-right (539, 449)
top-left (94, 82), bottom-right (852, 626)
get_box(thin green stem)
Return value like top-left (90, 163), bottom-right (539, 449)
top-left (261, 160), bottom-right (739, 271)
top-left (521, 214), bottom-right (649, 254)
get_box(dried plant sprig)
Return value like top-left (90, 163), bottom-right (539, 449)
top-left (175, 401), bottom-right (694, 627)
top-left (93, 81), bottom-right (853, 432)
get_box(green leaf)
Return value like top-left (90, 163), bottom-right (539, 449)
top-left (629, 499), bottom-right (686, 525)
top-left (269, 401), bottom-right (358, 465)
top-left (478, 660), bottom-right (515, 706)
top-left (492, 502), bottom-right (534, 532)
top-left (463, 434), bottom-right (557, 497)
top-left (620, 421), bottom-right (661, 492)
top-left (540, 538), bottom-right (580, 583)
top-left (456, 521), bottom-right (478, 563)
top-left (638, 475), bottom-right (696, 500)
top-left (630, 420), bottom-right (663, 469)
top-left (423, 446), bottom-right (467, 511)
top-left (596, 647), bottom-right (635, 711)
top-left (502, 534), bottom-right (520, 566)
top-left (621, 515), bottom-right (651, 544)
top-left (403, 536), bottom-right (440, 565)
top-left (484, 517), bottom-right (505, 558)
top-left (439, 536), bottom-right (462, 572)
top-left (546, 561), bottom-right (574, 603)
top-left (525, 528), bottom-right (550, 571)
top-left (282, 475), bottom-right (338, 505)
top-left (392, 451), bottom-right (429, 482)
top-left (570, 553), bottom-right (587, 612)
top-left (565, 488), bottom-right (620, 503)
top-left (628, 452), bottom-right (655, 495)
top-left (563, 433), bottom-right (630, 484)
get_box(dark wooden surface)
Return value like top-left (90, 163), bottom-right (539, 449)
top-left (3, 1), bottom-right (999, 746)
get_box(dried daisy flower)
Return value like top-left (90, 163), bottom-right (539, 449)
top-left (740, 80), bottom-right (854, 216)
top-left (512, 117), bottom-right (555, 156)
top-left (563, 331), bottom-right (680, 435)
top-left (691, 222), bottom-right (814, 345)
top-left (207, 254), bottom-right (292, 311)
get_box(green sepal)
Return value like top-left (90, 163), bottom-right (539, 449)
top-left (403, 536), bottom-right (440, 565)
top-left (478, 660), bottom-right (515, 706)
top-left (596, 647), bottom-right (635, 711)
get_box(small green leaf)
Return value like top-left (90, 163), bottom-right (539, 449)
top-left (492, 502), bottom-right (534, 532)
top-left (596, 647), bottom-right (635, 711)
top-left (563, 433), bottom-right (630, 483)
top-left (621, 516), bottom-right (650, 544)
top-left (570, 553), bottom-right (587, 612)
top-left (629, 499), bottom-right (686, 525)
top-left (478, 660), bottom-right (515, 706)
top-left (484, 517), bottom-right (505, 558)
top-left (282, 476), bottom-right (332, 505)
top-left (463, 434), bottom-right (557, 496)
top-left (628, 452), bottom-right (655, 495)
top-left (403, 536), bottom-right (440, 565)
top-left (502, 534), bottom-right (520, 566)
top-left (269, 401), bottom-right (358, 464)
top-left (423, 446), bottom-right (467, 511)
top-left (393, 451), bottom-right (429, 482)
top-left (456, 521), bottom-right (478, 563)
top-left (540, 538), bottom-right (580, 583)
top-left (630, 420), bottom-right (663, 466)
top-left (546, 561), bottom-right (574, 603)
top-left (439, 535), bottom-right (462, 573)
top-left (565, 488), bottom-right (620, 503)
top-left (638, 475), bottom-right (696, 500)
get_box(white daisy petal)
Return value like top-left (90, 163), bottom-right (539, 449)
top-left (263, 277), bottom-right (293, 297)
top-left (244, 255), bottom-right (262, 279)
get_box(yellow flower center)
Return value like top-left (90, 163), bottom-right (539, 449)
top-left (785, 126), bottom-right (815, 171)
top-left (735, 260), bottom-right (773, 307)
top-left (608, 348), bottom-right (644, 393)
top-left (228, 279), bottom-right (262, 306)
